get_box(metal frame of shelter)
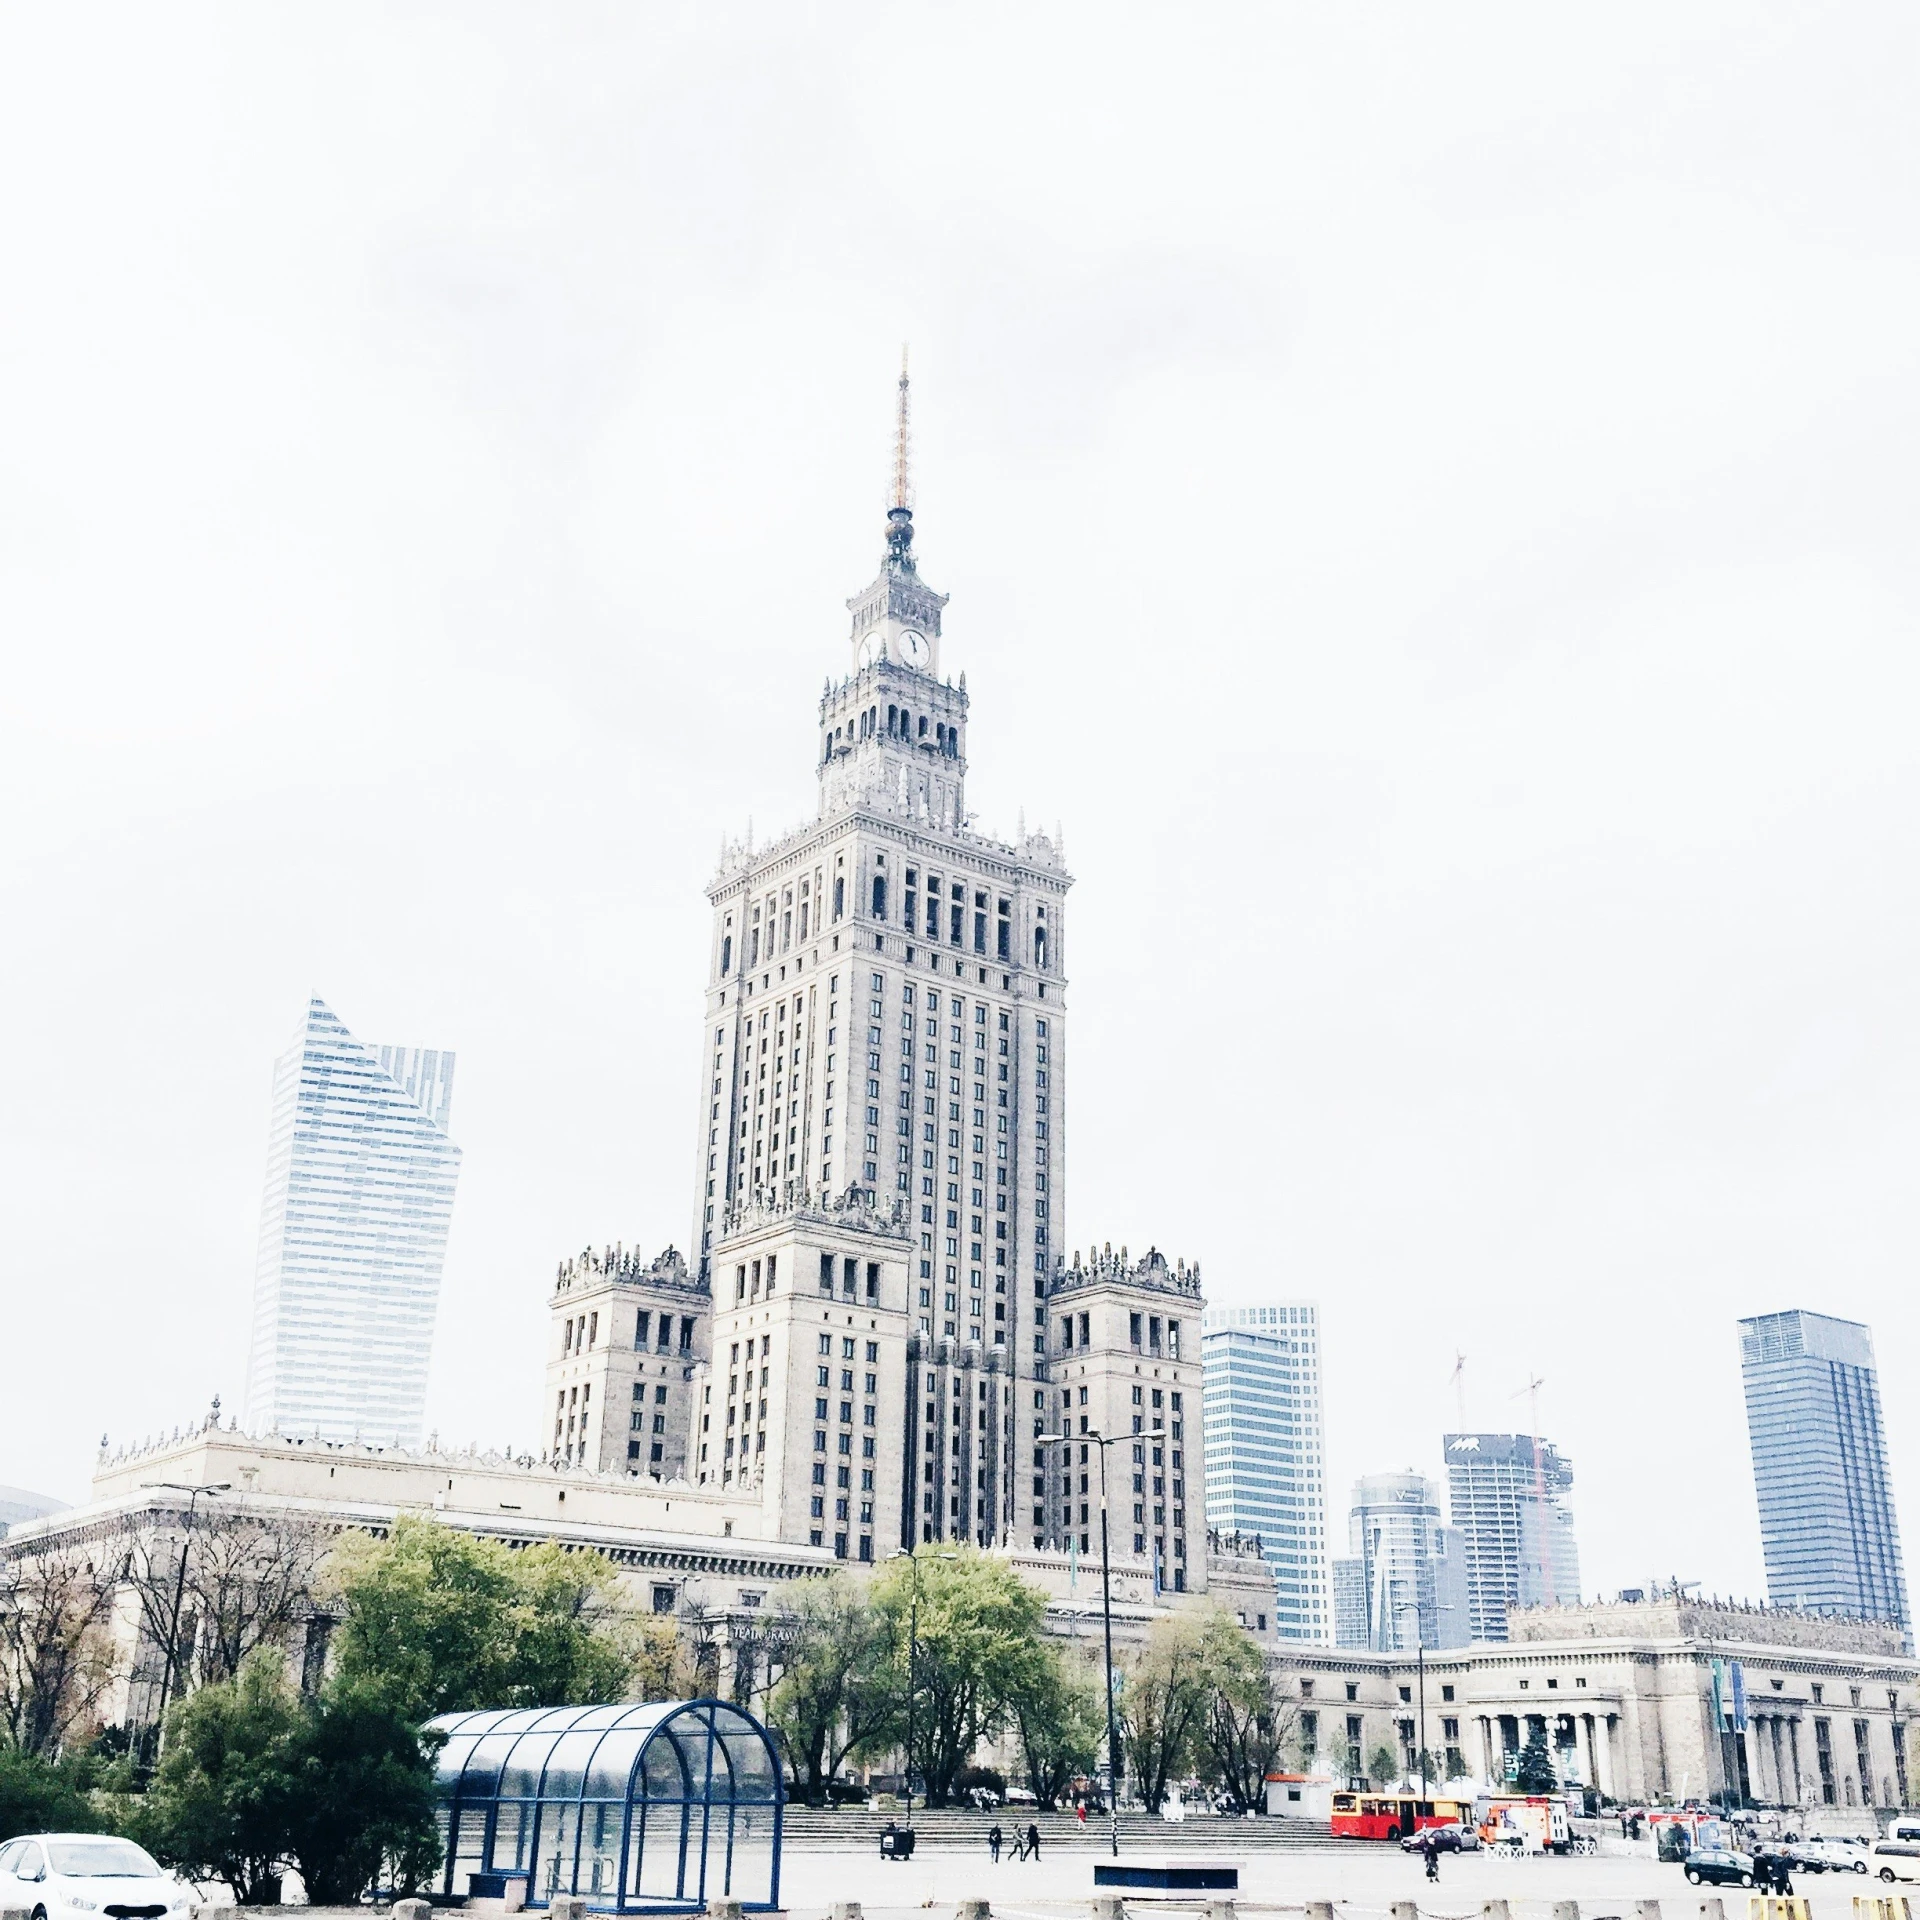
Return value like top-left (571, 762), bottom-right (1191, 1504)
top-left (428, 1700), bottom-right (783, 1913)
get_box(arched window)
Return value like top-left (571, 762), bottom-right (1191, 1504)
top-left (1034, 927), bottom-right (1048, 970)
top-left (721, 935), bottom-right (732, 976)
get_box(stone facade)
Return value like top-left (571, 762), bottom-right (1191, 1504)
top-left (1277, 1597), bottom-right (1920, 1809)
top-left (545, 1245), bottom-right (708, 1478)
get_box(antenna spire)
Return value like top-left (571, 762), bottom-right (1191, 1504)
top-left (891, 345), bottom-right (912, 512)
top-left (885, 347), bottom-right (917, 572)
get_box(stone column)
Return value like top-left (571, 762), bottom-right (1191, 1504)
top-left (1742, 1717), bottom-right (1766, 1806)
top-left (1479, 1716), bottom-right (1496, 1785)
top-left (1595, 1711), bottom-right (1617, 1802)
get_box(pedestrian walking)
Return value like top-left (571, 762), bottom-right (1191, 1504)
top-left (1076, 1800), bottom-right (1087, 1827)
top-left (988, 1824), bottom-right (1002, 1863)
top-left (1026, 1821), bottom-right (1042, 1862)
top-left (1420, 1835), bottom-right (1439, 1883)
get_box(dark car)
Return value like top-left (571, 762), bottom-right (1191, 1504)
top-left (1400, 1824), bottom-right (1478, 1854)
top-left (1777, 1845), bottom-right (1832, 1875)
top-left (1685, 1849), bottom-right (1756, 1888)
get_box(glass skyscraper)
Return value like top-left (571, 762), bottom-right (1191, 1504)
top-left (1443, 1431), bottom-right (1581, 1642)
top-left (1200, 1303), bottom-right (1329, 1641)
top-left (1739, 1309), bottom-right (1909, 1638)
top-left (243, 996), bottom-right (462, 1448)
top-left (1331, 1470), bottom-right (1472, 1651)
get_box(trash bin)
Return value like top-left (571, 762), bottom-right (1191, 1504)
top-left (880, 1828), bottom-right (917, 1860)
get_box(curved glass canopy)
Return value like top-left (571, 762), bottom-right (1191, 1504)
top-left (428, 1700), bottom-right (783, 1912)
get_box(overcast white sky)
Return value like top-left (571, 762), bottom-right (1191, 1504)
top-left (5, 4), bottom-right (1919, 1607)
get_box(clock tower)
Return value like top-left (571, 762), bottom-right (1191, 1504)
top-left (818, 356), bottom-right (968, 829)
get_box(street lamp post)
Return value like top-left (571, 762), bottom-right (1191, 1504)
top-left (889, 1547), bottom-right (956, 1837)
top-left (1038, 1425), bottom-right (1164, 1859)
top-left (149, 1481), bottom-right (229, 1756)
top-left (1417, 1639), bottom-right (1427, 1796)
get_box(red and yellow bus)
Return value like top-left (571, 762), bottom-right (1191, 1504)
top-left (1330, 1793), bottom-right (1472, 1843)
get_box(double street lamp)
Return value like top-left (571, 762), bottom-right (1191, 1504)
top-left (149, 1481), bottom-right (230, 1756)
top-left (1037, 1424), bottom-right (1165, 1859)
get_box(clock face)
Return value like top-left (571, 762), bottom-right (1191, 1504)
top-left (856, 631), bottom-right (884, 668)
top-left (898, 628), bottom-right (930, 667)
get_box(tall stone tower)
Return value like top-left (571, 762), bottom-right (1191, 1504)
top-left (688, 361), bottom-right (1074, 1561)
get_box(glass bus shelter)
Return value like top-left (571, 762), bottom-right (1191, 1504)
top-left (428, 1700), bottom-right (783, 1912)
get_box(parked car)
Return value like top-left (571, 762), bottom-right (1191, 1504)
top-left (1684, 1848), bottom-right (1756, 1888)
top-left (1400, 1824), bottom-right (1479, 1855)
top-left (0, 1834), bottom-right (195, 1920)
top-left (1801, 1838), bottom-right (1870, 1873)
top-left (1872, 1842), bottom-right (1920, 1884)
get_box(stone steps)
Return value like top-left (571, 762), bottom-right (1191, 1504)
top-left (778, 1808), bottom-right (1339, 1852)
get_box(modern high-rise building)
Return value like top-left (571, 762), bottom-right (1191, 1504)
top-left (1333, 1470), bottom-right (1471, 1651)
top-left (1200, 1304), bottom-right (1328, 1642)
top-left (1443, 1432), bottom-right (1581, 1643)
top-left (1739, 1309), bottom-right (1909, 1638)
top-left (540, 365), bottom-right (1217, 1588)
top-left (243, 996), bottom-right (462, 1447)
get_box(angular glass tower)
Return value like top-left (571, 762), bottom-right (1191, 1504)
top-left (1200, 1303), bottom-right (1329, 1641)
top-left (1740, 1309), bottom-right (1909, 1638)
top-left (243, 997), bottom-right (461, 1447)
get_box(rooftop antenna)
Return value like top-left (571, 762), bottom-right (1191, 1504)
top-left (1510, 1373), bottom-right (1557, 1608)
top-left (1449, 1351), bottom-right (1468, 1429)
top-left (890, 344), bottom-right (912, 513)
top-left (885, 347), bottom-right (917, 572)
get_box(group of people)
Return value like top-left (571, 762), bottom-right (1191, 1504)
top-left (986, 1823), bottom-right (1044, 1862)
top-left (1750, 1848), bottom-right (1796, 1895)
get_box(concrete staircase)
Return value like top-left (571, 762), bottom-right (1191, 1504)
top-left (778, 1807), bottom-right (1338, 1853)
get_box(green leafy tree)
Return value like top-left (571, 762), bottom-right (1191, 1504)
top-left (134, 1654), bottom-right (303, 1904)
top-left (284, 1682), bottom-right (442, 1903)
top-left (323, 1516), bottom-right (635, 1720)
top-left (137, 1653), bottom-right (440, 1907)
top-left (0, 1750), bottom-right (104, 1844)
top-left (491, 1544), bottom-right (637, 1709)
top-left (1118, 1615), bottom-right (1213, 1812)
top-left (764, 1574), bottom-right (895, 1802)
top-left (629, 1617), bottom-right (693, 1704)
top-left (868, 1549), bottom-right (1051, 1807)
top-left (1367, 1741), bottom-right (1400, 1789)
top-left (1514, 1725), bottom-right (1556, 1793)
top-left (1192, 1610), bottom-right (1295, 1812)
top-left (1009, 1642), bottom-right (1104, 1811)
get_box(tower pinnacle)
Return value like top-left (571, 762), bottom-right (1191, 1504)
top-left (886, 345), bottom-right (915, 571)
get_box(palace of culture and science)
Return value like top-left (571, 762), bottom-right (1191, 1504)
top-left (61, 374), bottom-right (1920, 1805)
top-left (541, 365), bottom-right (1216, 1590)
top-left (77, 371), bottom-right (1282, 1693)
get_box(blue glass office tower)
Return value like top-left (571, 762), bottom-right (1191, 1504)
top-left (243, 997), bottom-right (462, 1447)
top-left (1200, 1304), bottom-right (1329, 1641)
top-left (1739, 1310), bottom-right (1909, 1638)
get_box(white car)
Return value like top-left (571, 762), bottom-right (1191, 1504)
top-left (1872, 1842), bottom-right (1920, 1885)
top-left (1801, 1837), bottom-right (1870, 1873)
top-left (0, 1834), bottom-right (195, 1920)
